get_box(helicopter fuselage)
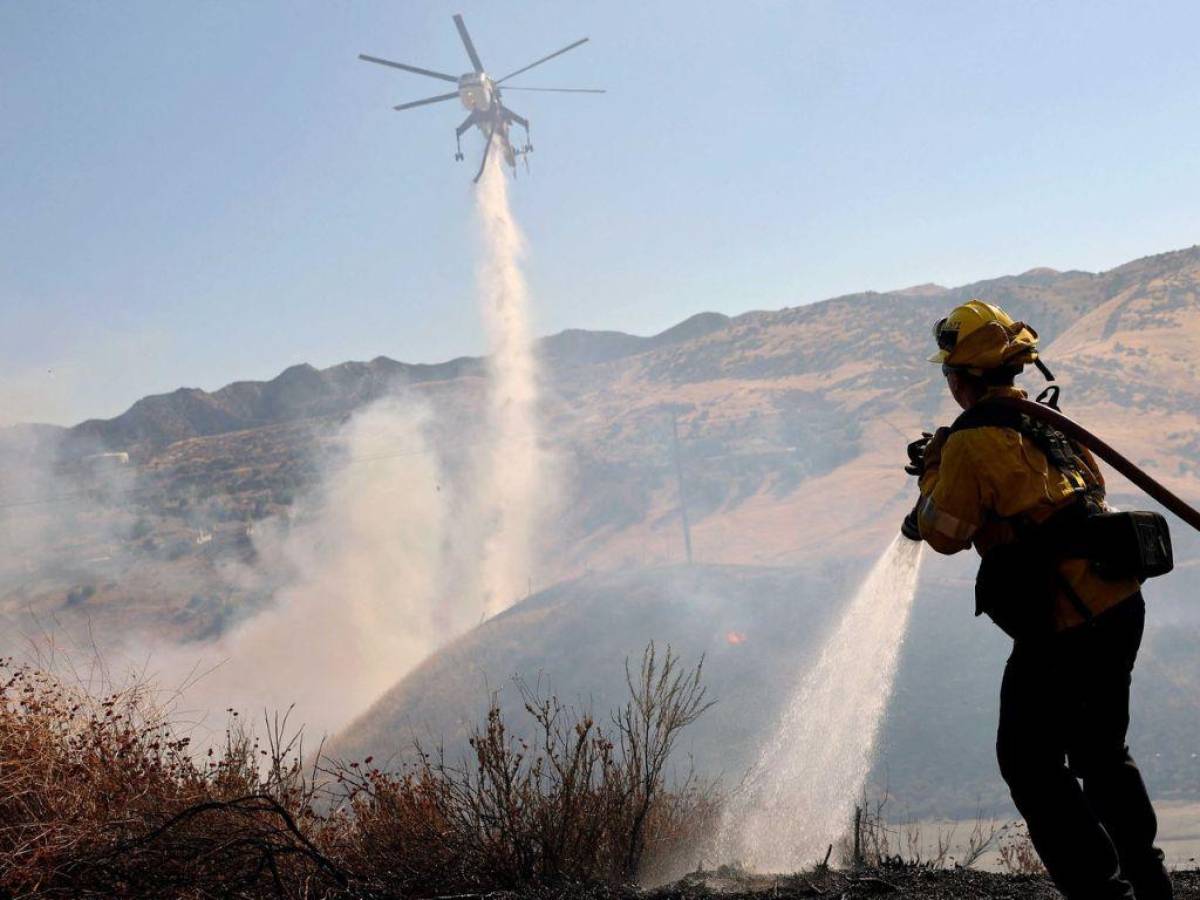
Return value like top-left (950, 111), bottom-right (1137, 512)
top-left (360, 13), bottom-right (595, 182)
top-left (457, 72), bottom-right (495, 111)
top-left (458, 73), bottom-right (516, 166)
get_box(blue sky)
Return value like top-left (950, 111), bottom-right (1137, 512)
top-left (3, 1), bottom-right (1199, 425)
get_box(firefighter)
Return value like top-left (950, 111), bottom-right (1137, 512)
top-left (901, 300), bottom-right (1172, 900)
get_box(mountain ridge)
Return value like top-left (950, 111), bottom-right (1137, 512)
top-left (20, 244), bottom-right (1200, 458)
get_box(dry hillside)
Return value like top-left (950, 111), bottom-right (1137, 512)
top-left (2, 245), bottom-right (1199, 819)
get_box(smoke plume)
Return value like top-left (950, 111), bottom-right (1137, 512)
top-left (155, 400), bottom-right (454, 739)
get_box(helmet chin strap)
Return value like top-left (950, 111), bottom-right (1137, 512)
top-left (1036, 384), bottom-right (1062, 410)
top-left (1032, 358), bottom-right (1060, 410)
top-left (1033, 357), bottom-right (1056, 382)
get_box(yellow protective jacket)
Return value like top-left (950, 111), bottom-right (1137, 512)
top-left (916, 387), bottom-right (1139, 631)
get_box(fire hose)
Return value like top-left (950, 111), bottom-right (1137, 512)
top-left (988, 396), bottom-right (1200, 534)
top-left (900, 396), bottom-right (1200, 551)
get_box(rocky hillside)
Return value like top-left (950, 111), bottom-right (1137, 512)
top-left (62, 357), bottom-right (484, 457)
top-left (21, 311), bottom-right (734, 460)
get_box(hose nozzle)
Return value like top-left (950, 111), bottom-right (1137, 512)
top-left (900, 501), bottom-right (922, 542)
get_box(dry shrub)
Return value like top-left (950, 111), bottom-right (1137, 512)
top-left (0, 644), bottom-right (715, 898)
top-left (956, 813), bottom-right (1003, 869)
top-left (630, 774), bottom-right (721, 887)
top-left (998, 821), bottom-right (1046, 875)
top-left (0, 658), bottom-right (345, 897)
top-left (839, 791), bottom-right (1000, 872)
top-left (333, 642), bottom-right (718, 895)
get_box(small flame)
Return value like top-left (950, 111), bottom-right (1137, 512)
top-left (726, 631), bottom-right (747, 646)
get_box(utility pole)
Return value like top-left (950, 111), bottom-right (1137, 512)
top-left (670, 412), bottom-right (694, 566)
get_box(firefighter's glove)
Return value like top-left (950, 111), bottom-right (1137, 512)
top-left (900, 502), bottom-right (922, 542)
top-left (907, 427), bottom-right (952, 477)
top-left (905, 433), bottom-right (934, 476)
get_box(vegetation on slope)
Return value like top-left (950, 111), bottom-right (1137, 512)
top-left (0, 645), bottom-right (717, 898)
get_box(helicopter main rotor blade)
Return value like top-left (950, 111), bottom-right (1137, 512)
top-left (500, 87), bottom-right (606, 93)
top-left (358, 54), bottom-right (459, 84)
top-left (393, 91), bottom-right (460, 111)
top-left (496, 38), bottom-right (589, 84)
top-left (452, 14), bottom-right (485, 74)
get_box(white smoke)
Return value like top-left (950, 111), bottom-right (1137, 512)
top-left (719, 537), bottom-right (924, 870)
top-left (129, 400), bottom-right (458, 740)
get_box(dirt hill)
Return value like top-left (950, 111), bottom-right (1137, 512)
top-left (331, 554), bottom-right (1200, 820)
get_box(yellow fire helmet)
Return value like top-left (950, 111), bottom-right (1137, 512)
top-left (930, 299), bottom-right (1048, 378)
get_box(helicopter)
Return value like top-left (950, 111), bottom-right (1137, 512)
top-left (359, 14), bottom-right (603, 182)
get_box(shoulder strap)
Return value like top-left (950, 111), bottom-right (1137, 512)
top-left (951, 400), bottom-right (1099, 499)
top-left (950, 402), bottom-right (1024, 434)
top-left (955, 401), bottom-right (1102, 626)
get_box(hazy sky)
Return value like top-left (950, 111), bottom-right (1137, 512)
top-left (3, 1), bottom-right (1199, 426)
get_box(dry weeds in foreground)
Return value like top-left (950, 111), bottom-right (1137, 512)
top-left (0, 644), bottom-right (718, 898)
top-left (838, 790), bottom-right (1042, 875)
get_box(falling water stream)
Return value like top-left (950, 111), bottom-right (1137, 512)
top-left (472, 151), bottom-right (552, 617)
top-left (719, 536), bottom-right (925, 870)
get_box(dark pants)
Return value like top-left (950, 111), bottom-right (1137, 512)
top-left (997, 593), bottom-right (1172, 900)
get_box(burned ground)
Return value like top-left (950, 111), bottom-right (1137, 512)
top-left (491, 867), bottom-right (1200, 899)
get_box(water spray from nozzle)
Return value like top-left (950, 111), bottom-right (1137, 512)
top-left (719, 536), bottom-right (924, 870)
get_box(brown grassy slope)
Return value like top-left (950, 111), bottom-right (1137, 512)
top-left (1042, 250), bottom-right (1200, 492)
top-left (543, 246), bottom-right (1200, 575)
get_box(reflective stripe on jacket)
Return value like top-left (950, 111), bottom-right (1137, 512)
top-left (916, 387), bottom-right (1139, 630)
